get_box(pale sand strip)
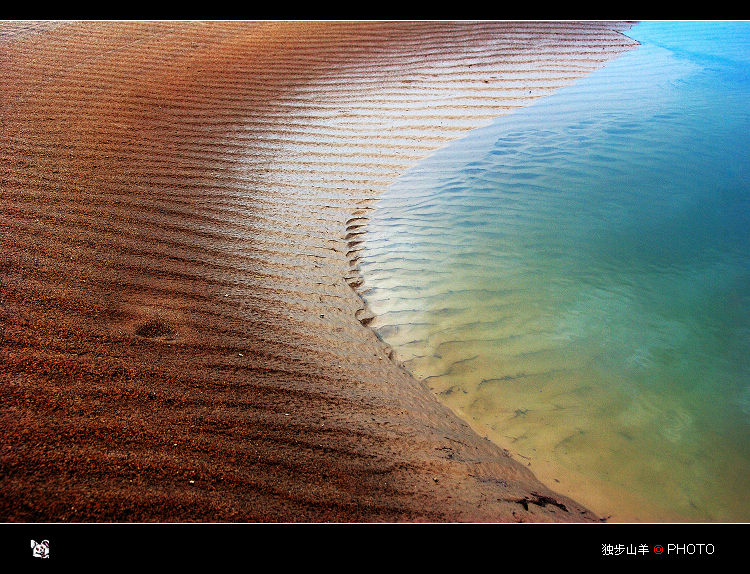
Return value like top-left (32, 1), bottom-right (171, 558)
top-left (0, 21), bottom-right (637, 521)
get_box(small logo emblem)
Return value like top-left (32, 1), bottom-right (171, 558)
top-left (31, 539), bottom-right (50, 559)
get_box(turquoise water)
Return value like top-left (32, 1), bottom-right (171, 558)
top-left (359, 21), bottom-right (750, 521)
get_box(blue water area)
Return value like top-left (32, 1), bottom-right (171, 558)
top-left (359, 21), bottom-right (750, 521)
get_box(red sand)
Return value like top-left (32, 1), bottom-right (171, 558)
top-left (0, 20), bottom-right (637, 522)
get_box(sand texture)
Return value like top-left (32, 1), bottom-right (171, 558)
top-left (1, 21), bottom-right (637, 522)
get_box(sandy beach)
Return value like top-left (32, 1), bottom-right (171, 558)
top-left (1, 20), bottom-right (638, 522)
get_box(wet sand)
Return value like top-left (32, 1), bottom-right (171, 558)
top-left (0, 20), bottom-right (637, 522)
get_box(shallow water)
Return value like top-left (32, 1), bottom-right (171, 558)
top-left (359, 21), bottom-right (750, 522)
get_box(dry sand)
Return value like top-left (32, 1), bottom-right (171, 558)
top-left (0, 20), bottom-right (638, 522)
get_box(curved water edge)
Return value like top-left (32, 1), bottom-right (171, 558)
top-left (357, 21), bottom-right (750, 522)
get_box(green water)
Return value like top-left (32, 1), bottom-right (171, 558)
top-left (359, 22), bottom-right (750, 521)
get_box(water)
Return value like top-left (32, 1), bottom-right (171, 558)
top-left (359, 21), bottom-right (750, 522)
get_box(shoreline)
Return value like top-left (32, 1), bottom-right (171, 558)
top-left (1, 20), bottom-right (638, 522)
